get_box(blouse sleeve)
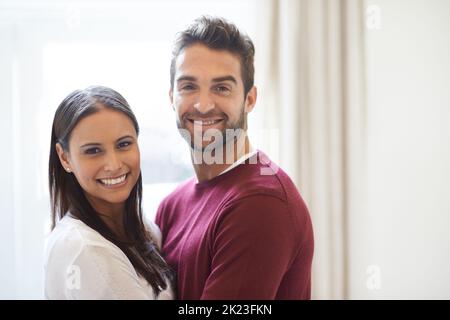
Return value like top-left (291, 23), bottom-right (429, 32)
top-left (66, 243), bottom-right (154, 300)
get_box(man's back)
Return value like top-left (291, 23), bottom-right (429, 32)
top-left (156, 151), bottom-right (314, 299)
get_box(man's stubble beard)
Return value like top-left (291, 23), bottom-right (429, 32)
top-left (176, 103), bottom-right (247, 153)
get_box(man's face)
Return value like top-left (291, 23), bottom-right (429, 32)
top-left (170, 44), bottom-right (256, 151)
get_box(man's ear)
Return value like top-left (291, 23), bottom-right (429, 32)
top-left (244, 86), bottom-right (257, 113)
top-left (55, 143), bottom-right (71, 172)
top-left (169, 89), bottom-right (174, 111)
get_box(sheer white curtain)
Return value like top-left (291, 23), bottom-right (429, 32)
top-left (255, 0), bottom-right (366, 299)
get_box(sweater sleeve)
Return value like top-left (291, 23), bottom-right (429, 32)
top-left (67, 243), bottom-right (154, 300)
top-left (201, 194), bottom-right (303, 300)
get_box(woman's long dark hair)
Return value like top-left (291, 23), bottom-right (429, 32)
top-left (49, 85), bottom-right (173, 296)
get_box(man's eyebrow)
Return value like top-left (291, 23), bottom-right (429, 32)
top-left (79, 135), bottom-right (134, 148)
top-left (176, 76), bottom-right (197, 83)
top-left (212, 76), bottom-right (237, 85)
top-left (176, 75), bottom-right (238, 85)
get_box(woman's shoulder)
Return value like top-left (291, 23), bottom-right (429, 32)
top-left (45, 215), bottom-right (121, 264)
top-left (44, 215), bottom-right (151, 299)
top-left (48, 214), bottom-right (107, 243)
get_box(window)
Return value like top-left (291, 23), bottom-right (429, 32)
top-left (0, 0), bottom-right (258, 299)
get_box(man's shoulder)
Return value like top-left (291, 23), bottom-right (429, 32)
top-left (157, 151), bottom-right (302, 209)
top-left (229, 151), bottom-right (298, 202)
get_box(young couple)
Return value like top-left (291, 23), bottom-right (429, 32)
top-left (44, 16), bottom-right (314, 300)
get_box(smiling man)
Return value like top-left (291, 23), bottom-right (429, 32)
top-left (155, 16), bottom-right (314, 300)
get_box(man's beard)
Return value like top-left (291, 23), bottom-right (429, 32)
top-left (176, 104), bottom-right (247, 152)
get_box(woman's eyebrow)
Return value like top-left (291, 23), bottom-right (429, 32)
top-left (79, 135), bottom-right (134, 148)
top-left (116, 135), bottom-right (134, 142)
top-left (80, 142), bottom-right (101, 148)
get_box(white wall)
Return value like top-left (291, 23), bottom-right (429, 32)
top-left (349, 0), bottom-right (450, 299)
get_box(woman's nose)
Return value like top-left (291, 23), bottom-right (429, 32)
top-left (103, 151), bottom-right (123, 172)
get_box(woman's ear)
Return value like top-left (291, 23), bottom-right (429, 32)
top-left (55, 143), bottom-right (72, 173)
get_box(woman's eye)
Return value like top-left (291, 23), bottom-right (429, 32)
top-left (85, 147), bottom-right (101, 155)
top-left (118, 141), bottom-right (132, 149)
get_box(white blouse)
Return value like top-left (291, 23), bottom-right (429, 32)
top-left (44, 214), bottom-right (174, 300)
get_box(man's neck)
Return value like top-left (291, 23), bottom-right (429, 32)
top-left (192, 136), bottom-right (252, 183)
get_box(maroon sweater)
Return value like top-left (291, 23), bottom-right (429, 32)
top-left (155, 151), bottom-right (314, 300)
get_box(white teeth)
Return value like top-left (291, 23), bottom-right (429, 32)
top-left (193, 119), bottom-right (220, 126)
top-left (100, 174), bottom-right (126, 186)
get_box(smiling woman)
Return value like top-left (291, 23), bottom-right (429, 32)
top-left (45, 85), bottom-right (174, 299)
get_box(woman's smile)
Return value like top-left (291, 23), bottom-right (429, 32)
top-left (97, 173), bottom-right (129, 189)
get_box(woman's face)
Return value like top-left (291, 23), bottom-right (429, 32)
top-left (56, 106), bottom-right (140, 215)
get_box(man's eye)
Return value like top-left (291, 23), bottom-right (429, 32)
top-left (181, 84), bottom-right (195, 91)
top-left (118, 141), bottom-right (132, 149)
top-left (85, 147), bottom-right (101, 155)
top-left (214, 86), bottom-right (231, 93)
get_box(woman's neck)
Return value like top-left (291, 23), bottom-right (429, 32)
top-left (98, 213), bottom-right (128, 241)
top-left (84, 194), bottom-right (127, 240)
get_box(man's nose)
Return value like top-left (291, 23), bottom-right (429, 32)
top-left (193, 92), bottom-right (215, 114)
top-left (104, 151), bottom-right (123, 172)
